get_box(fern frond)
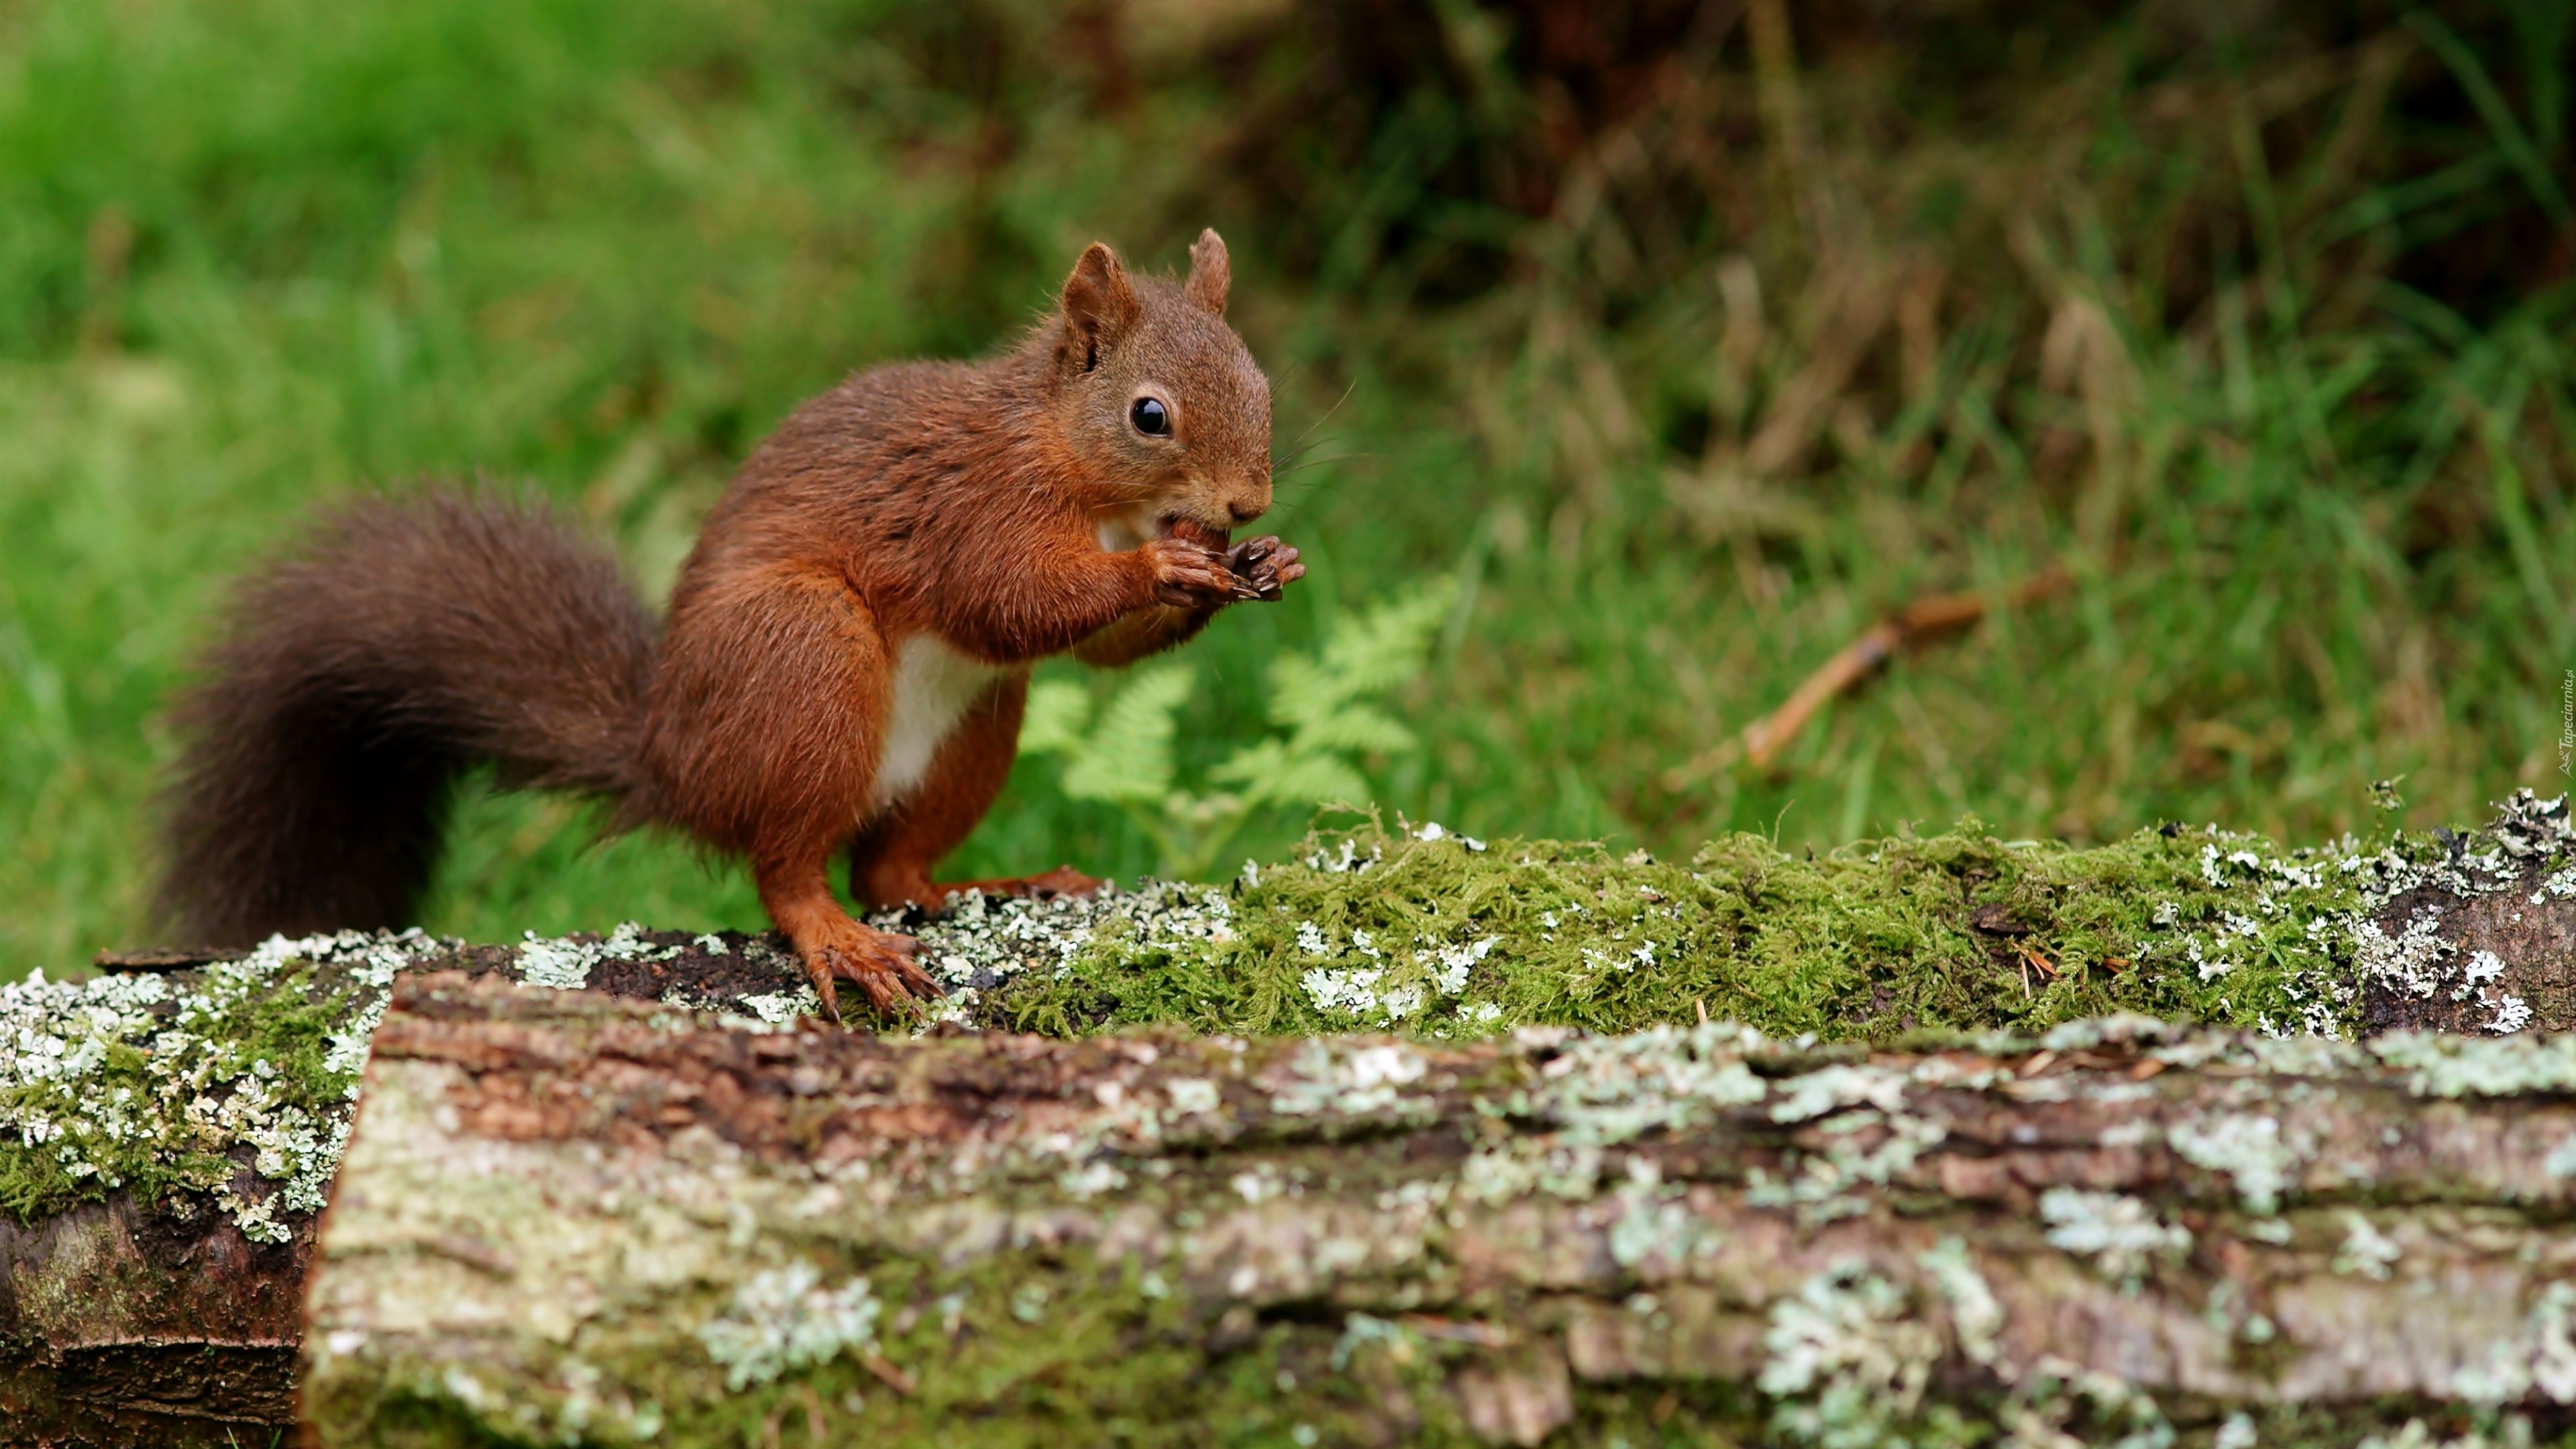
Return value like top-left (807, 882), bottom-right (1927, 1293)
top-left (1285, 706), bottom-right (1415, 757)
top-left (1208, 738), bottom-right (1289, 789)
top-left (1059, 664), bottom-right (1193, 805)
top-left (1021, 577), bottom-right (1454, 876)
top-left (1018, 679), bottom-right (1093, 755)
top-left (1266, 579), bottom-right (1456, 729)
top-left (1254, 753), bottom-right (1373, 808)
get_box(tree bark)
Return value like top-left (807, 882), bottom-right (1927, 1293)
top-left (301, 970), bottom-right (2576, 1448)
top-left (0, 1197), bottom-right (312, 1447)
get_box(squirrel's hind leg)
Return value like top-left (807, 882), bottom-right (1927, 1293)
top-left (849, 674), bottom-right (1106, 910)
top-left (648, 564), bottom-right (939, 1022)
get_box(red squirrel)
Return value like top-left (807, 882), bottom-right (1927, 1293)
top-left (159, 229), bottom-right (1303, 1021)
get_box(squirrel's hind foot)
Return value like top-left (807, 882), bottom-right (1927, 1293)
top-left (864, 863), bottom-right (1106, 912)
top-left (977, 864), bottom-right (1104, 901)
top-left (801, 924), bottom-right (941, 1026)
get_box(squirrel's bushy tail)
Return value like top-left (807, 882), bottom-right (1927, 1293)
top-left (159, 490), bottom-right (657, 945)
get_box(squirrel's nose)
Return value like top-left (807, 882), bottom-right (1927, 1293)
top-left (1227, 498), bottom-right (1264, 523)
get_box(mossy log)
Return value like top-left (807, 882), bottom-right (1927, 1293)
top-left (0, 930), bottom-right (820, 1449)
top-left (9, 797), bottom-right (2576, 1446)
top-left (299, 970), bottom-right (2576, 1448)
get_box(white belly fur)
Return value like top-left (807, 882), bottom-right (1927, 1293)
top-left (871, 635), bottom-right (1018, 812)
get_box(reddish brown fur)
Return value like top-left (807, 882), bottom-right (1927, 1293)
top-left (160, 230), bottom-right (1304, 1022)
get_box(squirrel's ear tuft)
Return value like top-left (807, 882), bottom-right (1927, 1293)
top-left (1185, 229), bottom-right (1230, 317)
top-left (1059, 242), bottom-right (1141, 372)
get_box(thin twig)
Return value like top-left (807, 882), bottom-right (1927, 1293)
top-left (1741, 564), bottom-right (2072, 770)
top-left (2017, 940), bottom-right (2059, 979)
top-left (863, 1352), bottom-right (916, 1397)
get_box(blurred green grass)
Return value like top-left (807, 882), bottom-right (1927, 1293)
top-left (2, 0), bottom-right (2571, 979)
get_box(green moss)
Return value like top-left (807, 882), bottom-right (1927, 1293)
top-left (326, 1249), bottom-right (1504, 1448)
top-left (995, 800), bottom-right (2553, 1046)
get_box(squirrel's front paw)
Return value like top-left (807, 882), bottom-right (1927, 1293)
top-left (1143, 537), bottom-right (1238, 608)
top-left (1227, 536), bottom-right (1305, 602)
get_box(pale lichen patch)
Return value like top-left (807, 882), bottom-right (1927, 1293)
top-left (1916, 1237), bottom-right (2003, 1366)
top-left (2168, 1112), bottom-right (2306, 1215)
top-left (2039, 1187), bottom-right (2191, 1281)
top-left (694, 1261), bottom-right (882, 1391)
top-left (2447, 1282), bottom-right (2576, 1407)
top-left (2332, 1211), bottom-right (2402, 1280)
top-left (1264, 1039), bottom-right (1435, 1120)
top-left (1758, 1261), bottom-right (1938, 1447)
top-left (0, 927), bottom-right (447, 1234)
top-left (2373, 1032), bottom-right (2576, 1099)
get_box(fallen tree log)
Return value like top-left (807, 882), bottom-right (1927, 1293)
top-left (0, 1193), bottom-right (311, 1445)
top-left (5, 796), bottom-right (2575, 1445)
top-left (302, 970), bottom-right (2576, 1447)
top-left (0, 929), bottom-right (811, 1448)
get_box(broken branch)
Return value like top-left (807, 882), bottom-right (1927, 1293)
top-left (1740, 564), bottom-right (2072, 769)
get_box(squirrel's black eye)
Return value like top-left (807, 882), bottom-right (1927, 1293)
top-left (1130, 396), bottom-right (1171, 437)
